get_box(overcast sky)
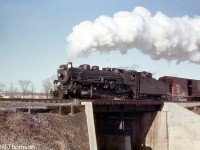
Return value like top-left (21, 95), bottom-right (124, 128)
top-left (1, 0), bottom-right (200, 92)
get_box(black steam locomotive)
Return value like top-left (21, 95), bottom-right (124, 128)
top-left (51, 62), bottom-right (169, 100)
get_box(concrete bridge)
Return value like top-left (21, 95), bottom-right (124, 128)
top-left (1, 98), bottom-right (199, 150)
top-left (82, 101), bottom-right (200, 150)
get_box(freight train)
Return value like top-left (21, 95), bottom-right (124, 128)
top-left (51, 62), bottom-right (200, 101)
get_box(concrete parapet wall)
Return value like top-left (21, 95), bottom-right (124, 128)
top-left (146, 103), bottom-right (200, 150)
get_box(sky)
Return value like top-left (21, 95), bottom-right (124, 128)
top-left (1, 0), bottom-right (200, 92)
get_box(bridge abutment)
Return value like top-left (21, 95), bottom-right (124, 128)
top-left (82, 101), bottom-right (200, 150)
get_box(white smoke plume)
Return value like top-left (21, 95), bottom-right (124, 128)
top-left (66, 7), bottom-right (200, 64)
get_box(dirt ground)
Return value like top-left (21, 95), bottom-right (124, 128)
top-left (0, 101), bottom-right (89, 150)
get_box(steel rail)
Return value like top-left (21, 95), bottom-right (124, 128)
top-left (0, 98), bottom-right (199, 105)
top-left (0, 98), bottom-right (164, 105)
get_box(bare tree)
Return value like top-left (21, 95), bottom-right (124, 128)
top-left (0, 84), bottom-right (6, 98)
top-left (0, 84), bottom-right (6, 92)
top-left (118, 64), bottom-right (140, 70)
top-left (9, 83), bottom-right (18, 98)
top-left (18, 80), bottom-right (31, 98)
top-left (50, 75), bottom-right (57, 81)
top-left (42, 75), bottom-right (56, 99)
top-left (30, 84), bottom-right (36, 98)
top-left (42, 78), bottom-right (53, 98)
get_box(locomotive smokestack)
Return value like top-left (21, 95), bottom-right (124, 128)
top-left (67, 62), bottom-right (72, 69)
top-left (66, 6), bottom-right (200, 64)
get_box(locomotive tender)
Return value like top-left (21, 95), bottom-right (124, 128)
top-left (51, 62), bottom-right (170, 100)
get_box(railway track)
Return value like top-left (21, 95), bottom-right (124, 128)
top-left (0, 98), bottom-right (164, 105)
top-left (0, 98), bottom-right (198, 105)
top-left (0, 98), bottom-right (72, 103)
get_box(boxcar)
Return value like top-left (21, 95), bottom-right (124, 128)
top-left (159, 76), bottom-right (200, 101)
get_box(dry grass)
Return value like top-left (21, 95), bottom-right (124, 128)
top-left (0, 101), bottom-right (89, 150)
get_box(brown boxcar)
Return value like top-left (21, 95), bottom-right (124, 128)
top-left (159, 76), bottom-right (200, 100)
top-left (192, 80), bottom-right (200, 98)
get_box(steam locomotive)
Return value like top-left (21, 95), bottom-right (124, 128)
top-left (51, 62), bottom-right (200, 101)
top-left (51, 62), bottom-right (168, 100)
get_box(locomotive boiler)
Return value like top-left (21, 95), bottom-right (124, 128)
top-left (51, 62), bottom-right (169, 100)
